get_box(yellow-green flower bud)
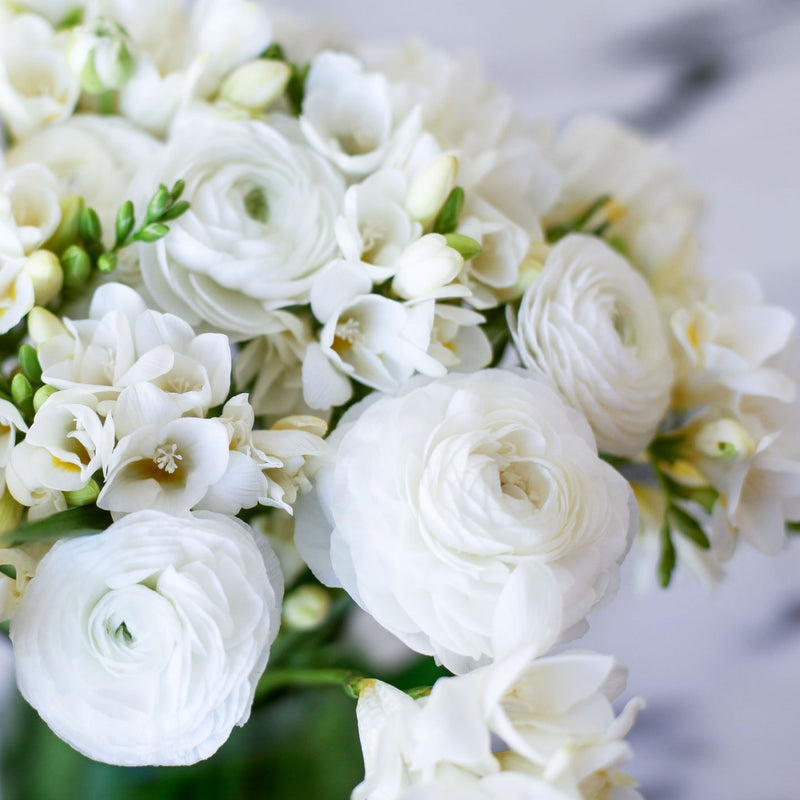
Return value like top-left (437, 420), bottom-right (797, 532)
top-left (64, 480), bottom-right (100, 507)
top-left (281, 584), bottom-right (331, 631)
top-left (61, 245), bottom-right (91, 288)
top-left (220, 59), bottom-right (291, 112)
top-left (44, 195), bottom-right (83, 255)
top-left (33, 385), bottom-right (58, 413)
top-left (695, 418), bottom-right (756, 461)
top-left (22, 250), bottom-right (63, 306)
top-left (67, 19), bottom-right (136, 94)
top-left (0, 488), bottom-right (23, 535)
top-left (28, 306), bottom-right (68, 347)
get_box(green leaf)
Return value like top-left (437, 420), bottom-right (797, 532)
top-left (658, 517), bottom-right (676, 588)
top-left (287, 63), bottom-right (310, 115)
top-left (78, 207), bottom-right (102, 245)
top-left (667, 503), bottom-right (711, 549)
top-left (444, 232), bottom-right (482, 260)
top-left (787, 521), bottom-right (800, 534)
top-left (114, 200), bottom-right (135, 247)
top-left (0, 564), bottom-right (16, 580)
top-left (573, 194), bottom-right (611, 230)
top-left (433, 186), bottom-right (465, 235)
top-left (133, 223), bottom-right (170, 243)
top-left (18, 344), bottom-right (42, 386)
top-left (0, 506), bottom-right (111, 548)
top-left (661, 474), bottom-right (719, 514)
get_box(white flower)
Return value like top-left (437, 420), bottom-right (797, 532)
top-left (219, 58), bottom-right (291, 114)
top-left (392, 234), bottom-right (466, 301)
top-left (137, 112), bottom-right (344, 340)
top-left (671, 272), bottom-right (796, 407)
top-left (66, 16), bottom-right (136, 93)
top-left (304, 262), bottom-right (442, 409)
top-left (300, 51), bottom-right (421, 177)
top-left (233, 313), bottom-right (314, 419)
top-left (15, 389), bottom-right (113, 493)
top-left (5, 446), bottom-right (67, 521)
top-left (0, 542), bottom-right (48, 623)
top-left (549, 115), bottom-right (703, 300)
top-left (10, 510), bottom-right (283, 766)
top-left (98, 383), bottom-right (231, 516)
top-left (0, 164), bottom-right (61, 254)
top-left (113, 0), bottom-right (274, 133)
top-left (0, 14), bottom-right (80, 140)
top-left (0, 225), bottom-right (34, 335)
top-left (427, 304), bottom-right (492, 373)
top-left (0, 398), bottom-right (28, 467)
top-left (353, 648), bottom-right (643, 800)
top-left (38, 283), bottom-right (231, 415)
top-left (7, 114), bottom-right (160, 242)
top-left (513, 234), bottom-right (674, 457)
top-left (295, 369), bottom-right (634, 673)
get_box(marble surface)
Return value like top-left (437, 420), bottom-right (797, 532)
top-left (282, 1), bottom-right (800, 797)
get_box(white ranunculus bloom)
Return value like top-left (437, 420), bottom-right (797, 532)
top-left (17, 389), bottom-right (113, 493)
top-left (10, 510), bottom-right (283, 766)
top-left (353, 648), bottom-right (643, 800)
top-left (549, 115), bottom-right (703, 300)
top-left (137, 112), bottom-right (344, 340)
top-left (39, 283), bottom-right (231, 415)
top-left (295, 369), bottom-right (634, 672)
top-left (671, 271), bottom-right (796, 408)
top-left (513, 234), bottom-right (674, 457)
top-left (7, 114), bottom-right (161, 243)
top-left (0, 164), bottom-right (61, 254)
top-left (301, 51), bottom-right (421, 177)
top-left (0, 14), bottom-right (80, 141)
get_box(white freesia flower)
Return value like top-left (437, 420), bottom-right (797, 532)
top-left (295, 369), bottom-right (634, 672)
top-left (99, 383), bottom-right (230, 516)
top-left (66, 16), bottom-right (136, 94)
top-left (0, 220), bottom-right (34, 335)
top-left (5, 446), bottom-right (67, 521)
top-left (0, 14), bottom-right (80, 141)
top-left (233, 313), bottom-right (314, 419)
top-left (392, 234), bottom-right (466, 301)
top-left (428, 304), bottom-right (492, 373)
top-left (335, 169), bottom-right (421, 273)
top-left (11, 510), bottom-right (283, 766)
top-left (0, 542), bottom-right (49, 623)
top-left (550, 115), bottom-right (703, 300)
top-left (353, 648), bottom-right (643, 800)
top-left (112, 0), bottom-right (274, 133)
top-left (0, 398), bottom-right (28, 467)
top-left (39, 283), bottom-right (231, 415)
top-left (137, 112), bottom-right (344, 340)
top-left (16, 389), bottom-right (113, 493)
top-left (0, 164), bottom-right (61, 254)
top-left (671, 271), bottom-right (796, 407)
top-left (7, 114), bottom-right (160, 242)
top-left (301, 51), bottom-right (421, 177)
top-left (304, 261), bottom-right (442, 409)
top-left (513, 234), bottom-right (674, 457)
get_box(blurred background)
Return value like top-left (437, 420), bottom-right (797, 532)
top-left (2, 1), bottom-right (799, 798)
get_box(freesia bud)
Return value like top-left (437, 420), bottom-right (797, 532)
top-left (32, 385), bottom-right (58, 413)
top-left (406, 155), bottom-right (458, 222)
top-left (22, 250), bottom-right (63, 306)
top-left (392, 234), bottom-right (463, 300)
top-left (0, 488), bottom-right (23, 535)
top-left (272, 415), bottom-right (328, 438)
top-left (282, 584), bottom-right (331, 631)
top-left (695, 418), bottom-right (756, 461)
top-left (27, 307), bottom-right (68, 347)
top-left (219, 59), bottom-right (291, 112)
top-left (64, 480), bottom-right (100, 507)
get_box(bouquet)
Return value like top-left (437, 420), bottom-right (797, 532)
top-left (0, 0), bottom-right (796, 797)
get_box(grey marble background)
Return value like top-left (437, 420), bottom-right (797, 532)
top-left (2, 1), bottom-right (799, 797)
top-left (281, 1), bottom-right (800, 797)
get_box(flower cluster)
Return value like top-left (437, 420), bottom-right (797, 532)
top-left (0, 0), bottom-right (793, 795)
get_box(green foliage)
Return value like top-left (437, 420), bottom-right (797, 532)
top-left (433, 186), bottom-right (465, 235)
top-left (0, 506), bottom-right (111, 548)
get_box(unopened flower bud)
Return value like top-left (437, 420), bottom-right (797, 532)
top-left (660, 458), bottom-right (709, 488)
top-left (220, 59), bottom-right (291, 112)
top-left (64, 479), bottom-right (100, 507)
top-left (695, 418), bottom-right (756, 461)
top-left (272, 415), bottom-right (328, 438)
top-left (32, 385), bottom-right (58, 413)
top-left (68, 18), bottom-right (135, 94)
top-left (61, 245), bottom-right (91, 288)
top-left (0, 488), bottom-right (23, 535)
top-left (22, 250), bottom-right (63, 306)
top-left (44, 195), bottom-right (83, 255)
top-left (392, 234), bottom-right (463, 300)
top-left (406, 155), bottom-right (458, 222)
top-left (27, 306), bottom-right (68, 347)
top-left (282, 584), bottom-right (331, 631)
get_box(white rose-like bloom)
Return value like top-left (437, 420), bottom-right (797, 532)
top-left (513, 235), bottom-right (674, 457)
top-left (137, 112), bottom-right (344, 340)
top-left (295, 369), bottom-right (634, 673)
top-left (11, 510), bottom-right (283, 766)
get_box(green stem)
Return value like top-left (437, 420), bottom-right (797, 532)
top-left (255, 667), bottom-right (364, 701)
